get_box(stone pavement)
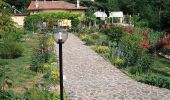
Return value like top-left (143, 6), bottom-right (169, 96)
top-left (55, 33), bottom-right (170, 100)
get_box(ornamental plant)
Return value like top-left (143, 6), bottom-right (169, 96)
top-left (139, 31), bottom-right (170, 54)
top-left (94, 46), bottom-right (110, 54)
top-left (31, 35), bottom-right (50, 72)
top-left (139, 32), bottom-right (150, 49)
top-left (114, 57), bottom-right (124, 67)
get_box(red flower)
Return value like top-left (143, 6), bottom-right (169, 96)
top-left (123, 28), bottom-right (134, 33)
top-left (163, 31), bottom-right (167, 35)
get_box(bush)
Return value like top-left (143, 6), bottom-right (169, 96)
top-left (114, 57), bottom-right (124, 67)
top-left (96, 34), bottom-right (109, 46)
top-left (136, 54), bottom-right (153, 72)
top-left (0, 40), bottom-right (23, 59)
top-left (139, 73), bottom-right (170, 89)
top-left (94, 46), bottom-right (110, 54)
top-left (119, 32), bottom-right (146, 66)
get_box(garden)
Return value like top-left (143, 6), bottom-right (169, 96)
top-left (1, 0), bottom-right (170, 99)
top-left (0, 1), bottom-right (76, 99)
top-left (76, 25), bottom-right (170, 89)
top-left (0, 26), bottom-right (62, 99)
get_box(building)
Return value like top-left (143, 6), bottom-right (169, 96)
top-left (27, 0), bottom-right (87, 14)
top-left (12, 14), bottom-right (28, 27)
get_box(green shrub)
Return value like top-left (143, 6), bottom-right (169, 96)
top-left (96, 34), bottom-right (109, 46)
top-left (119, 33), bottom-right (145, 66)
top-left (90, 34), bottom-right (100, 39)
top-left (31, 47), bottom-right (49, 72)
top-left (94, 46), bottom-right (110, 54)
top-left (2, 29), bottom-right (23, 42)
top-left (136, 54), bottom-right (153, 72)
top-left (0, 40), bottom-right (23, 59)
top-left (139, 73), bottom-right (170, 89)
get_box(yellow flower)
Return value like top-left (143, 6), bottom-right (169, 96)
top-left (43, 63), bottom-right (50, 68)
top-left (114, 57), bottom-right (124, 67)
top-left (94, 46), bottom-right (110, 54)
top-left (47, 38), bottom-right (54, 47)
top-left (50, 70), bottom-right (59, 80)
top-left (80, 34), bottom-right (87, 40)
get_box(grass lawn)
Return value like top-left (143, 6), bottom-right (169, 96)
top-left (0, 34), bottom-right (42, 96)
top-left (153, 56), bottom-right (170, 75)
top-left (123, 56), bottom-right (170, 88)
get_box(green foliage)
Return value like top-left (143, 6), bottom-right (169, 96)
top-left (48, 53), bottom-right (57, 64)
top-left (80, 34), bottom-right (98, 45)
top-left (139, 73), bottom-right (170, 89)
top-left (0, 41), bottom-right (23, 59)
top-left (96, 34), bottom-right (108, 46)
top-left (84, 7), bottom-right (96, 22)
top-left (24, 13), bottom-right (81, 32)
top-left (107, 0), bottom-right (119, 11)
top-left (78, 26), bottom-right (96, 34)
top-left (31, 35), bottom-right (49, 72)
top-left (0, 1), bottom-right (14, 33)
top-left (0, 13), bottom-right (15, 33)
top-left (136, 54), bottom-right (153, 72)
top-left (3, 31), bottom-right (22, 42)
top-left (0, 89), bottom-right (18, 99)
top-left (24, 87), bottom-right (60, 100)
top-left (24, 15), bottom-right (42, 33)
top-left (81, 35), bottom-right (95, 45)
top-left (120, 32), bottom-right (145, 66)
top-left (161, 11), bottom-right (170, 32)
top-left (6, 0), bottom-right (31, 11)
top-left (101, 27), bottom-right (123, 47)
top-left (149, 31), bottom-right (162, 47)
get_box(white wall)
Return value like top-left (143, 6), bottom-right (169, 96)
top-left (11, 16), bottom-right (26, 27)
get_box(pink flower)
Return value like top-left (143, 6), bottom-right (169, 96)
top-left (44, 47), bottom-right (48, 53)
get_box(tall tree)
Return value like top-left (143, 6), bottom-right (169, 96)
top-left (6, 0), bottom-right (31, 10)
top-left (0, 0), bottom-right (14, 33)
top-left (107, 0), bottom-right (119, 11)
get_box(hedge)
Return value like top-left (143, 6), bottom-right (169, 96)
top-left (24, 12), bottom-right (81, 32)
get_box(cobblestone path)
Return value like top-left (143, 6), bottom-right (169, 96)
top-left (56, 33), bottom-right (170, 100)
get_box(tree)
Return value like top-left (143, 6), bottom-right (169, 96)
top-left (6, 0), bottom-right (31, 11)
top-left (107, 0), bottom-right (119, 11)
top-left (0, 0), bottom-right (14, 34)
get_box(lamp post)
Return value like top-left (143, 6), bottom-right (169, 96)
top-left (53, 27), bottom-right (68, 100)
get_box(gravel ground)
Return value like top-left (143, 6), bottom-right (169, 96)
top-left (55, 33), bottom-right (170, 100)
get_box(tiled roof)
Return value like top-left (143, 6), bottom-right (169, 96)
top-left (28, 1), bottom-right (87, 11)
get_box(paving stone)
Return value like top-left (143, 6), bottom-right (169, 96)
top-left (55, 33), bottom-right (170, 100)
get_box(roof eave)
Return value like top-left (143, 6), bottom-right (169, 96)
top-left (28, 8), bottom-right (87, 11)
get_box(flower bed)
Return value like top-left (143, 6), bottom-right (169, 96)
top-left (75, 26), bottom-right (170, 89)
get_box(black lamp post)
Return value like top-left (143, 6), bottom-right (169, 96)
top-left (53, 27), bottom-right (68, 100)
